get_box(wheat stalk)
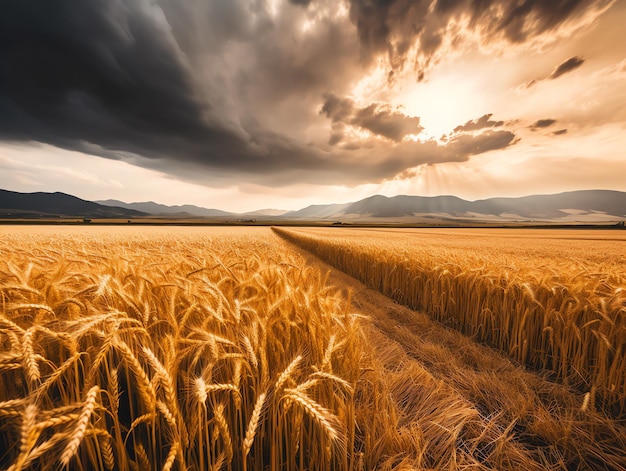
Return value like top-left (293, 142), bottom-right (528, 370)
top-left (7, 432), bottom-right (65, 471)
top-left (113, 339), bottom-right (157, 410)
top-left (242, 335), bottom-right (258, 370)
top-left (17, 403), bottom-right (39, 464)
top-left (98, 431), bottom-right (115, 470)
top-left (205, 383), bottom-right (241, 395)
top-left (194, 376), bottom-right (208, 404)
top-left (0, 399), bottom-right (26, 418)
top-left (143, 346), bottom-right (177, 408)
top-left (36, 413), bottom-right (81, 430)
top-left (311, 371), bottom-right (354, 394)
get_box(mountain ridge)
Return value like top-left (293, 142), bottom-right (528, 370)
top-left (0, 190), bottom-right (147, 218)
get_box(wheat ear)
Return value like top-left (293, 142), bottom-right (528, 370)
top-left (98, 431), bottom-right (115, 470)
top-left (22, 329), bottom-right (40, 386)
top-left (243, 392), bottom-right (267, 458)
top-left (214, 403), bottom-right (233, 460)
top-left (135, 444), bottom-right (151, 470)
top-left (275, 355), bottom-right (303, 392)
top-left (60, 385), bottom-right (100, 466)
top-left (284, 389), bottom-right (339, 441)
top-left (162, 442), bottom-right (179, 471)
top-left (14, 402), bottom-right (39, 469)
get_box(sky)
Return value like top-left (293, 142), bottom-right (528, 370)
top-left (1, 0), bottom-right (625, 213)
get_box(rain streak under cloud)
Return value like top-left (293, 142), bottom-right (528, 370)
top-left (0, 0), bottom-right (625, 210)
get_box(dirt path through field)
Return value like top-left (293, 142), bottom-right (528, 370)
top-left (275, 233), bottom-right (626, 470)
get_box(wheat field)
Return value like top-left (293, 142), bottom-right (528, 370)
top-left (1, 226), bottom-right (626, 470)
top-left (0, 227), bottom-right (366, 470)
top-left (273, 227), bottom-right (626, 415)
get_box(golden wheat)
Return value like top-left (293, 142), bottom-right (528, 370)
top-left (1, 226), bottom-right (625, 470)
top-left (0, 227), bottom-right (366, 470)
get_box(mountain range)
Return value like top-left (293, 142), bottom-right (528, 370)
top-left (285, 191), bottom-right (626, 222)
top-left (96, 199), bottom-right (233, 217)
top-left (1, 189), bottom-right (625, 223)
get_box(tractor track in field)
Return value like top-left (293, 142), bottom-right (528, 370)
top-left (274, 231), bottom-right (626, 470)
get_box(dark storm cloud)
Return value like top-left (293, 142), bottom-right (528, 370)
top-left (0, 0), bottom-right (345, 183)
top-left (288, 0), bottom-right (313, 6)
top-left (530, 119), bottom-right (557, 129)
top-left (549, 56), bottom-right (585, 79)
top-left (0, 1), bottom-right (258, 166)
top-left (321, 94), bottom-right (356, 124)
top-left (353, 104), bottom-right (423, 142)
top-left (321, 94), bottom-right (423, 143)
top-left (553, 129), bottom-right (568, 136)
top-left (347, 0), bottom-right (609, 76)
top-left (167, 125), bottom-right (518, 186)
top-left (524, 56), bottom-right (586, 88)
top-left (454, 114), bottom-right (504, 133)
top-left (446, 130), bottom-right (518, 157)
top-left (0, 1), bottom-right (203, 138)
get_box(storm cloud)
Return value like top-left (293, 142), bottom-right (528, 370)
top-left (347, 0), bottom-right (610, 77)
top-left (530, 119), bottom-right (557, 129)
top-left (0, 0), bottom-right (352, 185)
top-left (0, 0), bottom-right (613, 189)
top-left (0, 2), bottom-right (250, 165)
top-left (550, 56), bottom-right (585, 79)
top-left (321, 94), bottom-right (424, 143)
top-left (317, 93), bottom-right (518, 180)
top-left (525, 56), bottom-right (586, 88)
top-left (454, 114), bottom-right (504, 133)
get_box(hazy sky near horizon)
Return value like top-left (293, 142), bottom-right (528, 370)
top-left (1, 0), bottom-right (625, 212)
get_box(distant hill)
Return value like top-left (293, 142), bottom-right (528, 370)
top-left (97, 199), bottom-right (233, 217)
top-left (0, 190), bottom-right (147, 218)
top-left (345, 195), bottom-right (473, 218)
top-left (242, 209), bottom-right (289, 217)
top-left (284, 190), bottom-right (626, 221)
top-left (284, 202), bottom-right (353, 219)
